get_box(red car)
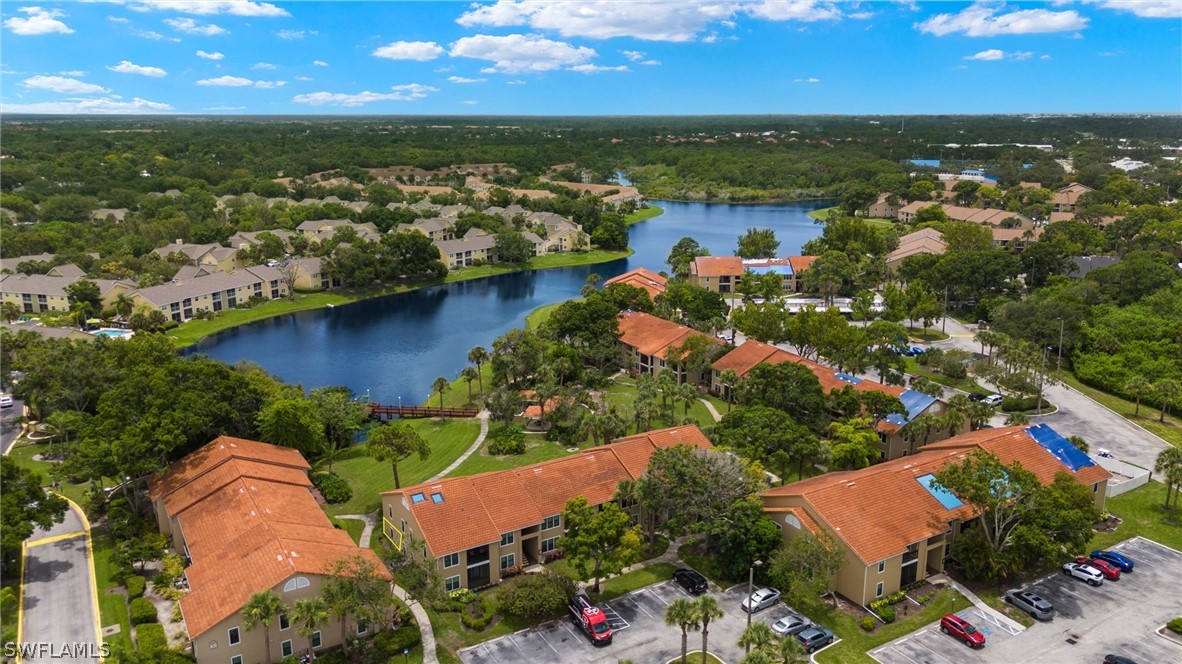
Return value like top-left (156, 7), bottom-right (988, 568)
top-left (940, 614), bottom-right (985, 648)
top-left (1076, 556), bottom-right (1121, 580)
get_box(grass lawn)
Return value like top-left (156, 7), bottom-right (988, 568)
top-left (806, 206), bottom-right (892, 228)
top-left (595, 563), bottom-right (678, 603)
top-left (625, 205), bottom-right (665, 225)
top-left (1, 560), bottom-right (19, 646)
top-left (1091, 481), bottom-right (1181, 551)
top-left (810, 587), bottom-right (969, 664)
top-left (446, 427), bottom-right (577, 477)
top-left (1060, 372), bottom-right (1182, 450)
top-left (903, 357), bottom-right (989, 396)
top-left (5, 442), bottom-right (92, 506)
top-left (321, 418), bottom-right (481, 515)
top-left (428, 606), bottom-right (545, 656)
top-left (905, 327), bottom-right (950, 342)
top-left (667, 652), bottom-right (725, 664)
top-left (677, 544), bottom-right (738, 589)
top-left (92, 526), bottom-right (132, 651)
top-left (603, 377), bottom-right (719, 428)
top-left (443, 249), bottom-right (632, 284)
top-left (525, 302), bottom-right (562, 330)
top-left (332, 517), bottom-right (366, 545)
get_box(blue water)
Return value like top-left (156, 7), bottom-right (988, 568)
top-left (188, 199), bottom-right (832, 402)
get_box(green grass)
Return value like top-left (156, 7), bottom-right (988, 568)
top-left (92, 527), bottom-right (132, 651)
top-left (624, 205), bottom-right (665, 225)
top-left (5, 442), bottom-right (92, 506)
top-left (807, 206), bottom-right (893, 228)
top-left (677, 545), bottom-right (737, 589)
top-left (1059, 372), bottom-right (1182, 450)
top-left (446, 427), bottom-right (576, 477)
top-left (1091, 481), bottom-right (1181, 551)
top-left (812, 587), bottom-right (969, 664)
top-left (425, 362), bottom-right (495, 409)
top-left (525, 302), bottom-right (562, 330)
top-left (427, 605), bottom-right (544, 655)
top-left (321, 418), bottom-right (481, 515)
top-left (905, 327), bottom-right (950, 342)
top-left (603, 377), bottom-right (718, 428)
top-left (332, 517), bottom-right (366, 545)
top-left (593, 563), bottom-right (677, 603)
top-left (903, 357), bottom-right (989, 396)
top-left (667, 653), bottom-right (725, 664)
top-left (442, 249), bottom-right (633, 284)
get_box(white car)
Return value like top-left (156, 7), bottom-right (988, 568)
top-left (982, 394), bottom-right (1004, 407)
top-left (0, 394), bottom-right (13, 408)
top-left (1062, 562), bottom-right (1104, 586)
top-left (741, 587), bottom-right (781, 613)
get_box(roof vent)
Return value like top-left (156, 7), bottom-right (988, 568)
top-left (846, 481), bottom-right (856, 487)
top-left (276, 555), bottom-right (283, 561)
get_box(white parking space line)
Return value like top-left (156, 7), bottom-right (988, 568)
top-left (622, 597), bottom-right (654, 620)
top-left (562, 623), bottom-right (581, 641)
top-left (918, 641), bottom-right (959, 664)
top-left (507, 634), bottom-right (532, 660)
top-left (536, 630), bottom-right (560, 655)
top-left (481, 643), bottom-right (502, 664)
top-left (646, 586), bottom-right (672, 605)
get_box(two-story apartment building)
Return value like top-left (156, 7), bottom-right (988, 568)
top-left (295, 219), bottom-right (382, 244)
top-left (153, 240), bottom-right (246, 273)
top-left (149, 437), bottom-right (390, 664)
top-left (1053, 182), bottom-right (1094, 214)
top-left (0, 274), bottom-right (136, 314)
top-left (380, 425), bottom-right (711, 591)
top-left (616, 311), bottom-right (723, 384)
top-left (525, 212), bottom-right (590, 252)
top-left (603, 267), bottom-right (668, 299)
top-left (760, 425), bottom-right (1110, 607)
top-left (130, 266), bottom-right (287, 322)
top-left (398, 217), bottom-right (455, 242)
top-left (689, 256), bottom-right (816, 294)
top-left (885, 229), bottom-right (947, 272)
top-left (436, 228), bottom-right (497, 269)
top-left (896, 203), bottom-right (1033, 228)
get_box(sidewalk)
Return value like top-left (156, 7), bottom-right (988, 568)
top-left (926, 573), bottom-right (1026, 633)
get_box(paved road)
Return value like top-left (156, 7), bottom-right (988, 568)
top-left (1, 397), bottom-right (24, 454)
top-left (21, 501), bottom-right (102, 663)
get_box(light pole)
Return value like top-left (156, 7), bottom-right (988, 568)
top-left (745, 559), bottom-right (764, 650)
top-left (1056, 317), bottom-right (1065, 379)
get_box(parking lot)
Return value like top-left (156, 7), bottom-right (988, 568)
top-left (871, 537), bottom-right (1182, 664)
top-left (460, 577), bottom-right (836, 664)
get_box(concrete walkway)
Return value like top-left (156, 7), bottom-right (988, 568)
top-left (429, 410), bottom-right (490, 482)
top-left (698, 398), bottom-right (723, 423)
top-left (926, 573), bottom-right (1026, 633)
top-left (337, 511), bottom-right (439, 664)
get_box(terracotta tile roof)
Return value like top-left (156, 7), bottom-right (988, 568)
top-left (1053, 182), bottom-right (1094, 205)
top-left (162, 458), bottom-right (312, 516)
top-left (384, 426), bottom-right (711, 557)
top-left (690, 256), bottom-right (744, 278)
top-left (604, 268), bottom-right (668, 299)
top-left (787, 256), bottom-right (818, 274)
top-left (617, 311), bottom-right (720, 360)
top-left (764, 506), bottom-right (823, 535)
top-left (149, 436), bottom-right (309, 501)
top-left (762, 426), bottom-right (1110, 564)
top-left (711, 339), bottom-right (789, 377)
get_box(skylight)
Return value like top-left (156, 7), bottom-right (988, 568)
top-left (411, 493), bottom-right (425, 504)
top-left (431, 492), bottom-right (444, 503)
top-left (916, 473), bottom-right (964, 510)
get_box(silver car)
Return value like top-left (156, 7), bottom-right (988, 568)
top-left (1005, 589), bottom-right (1055, 620)
top-left (771, 613), bottom-right (811, 636)
top-left (741, 587), bottom-right (781, 613)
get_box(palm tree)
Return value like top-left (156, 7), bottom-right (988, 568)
top-left (1125, 375), bottom-right (1151, 417)
top-left (1154, 379), bottom-right (1179, 423)
top-left (1004, 412), bottom-right (1029, 426)
top-left (460, 366), bottom-right (479, 403)
top-left (664, 598), bottom-right (701, 664)
top-left (1154, 447), bottom-right (1182, 510)
top-left (468, 346), bottom-right (489, 394)
top-left (240, 590), bottom-right (285, 664)
top-left (696, 595), bottom-right (724, 664)
top-left (581, 272), bottom-right (601, 297)
top-left (737, 621), bottom-right (777, 655)
top-left (676, 382), bottom-right (698, 421)
top-left (432, 376), bottom-right (450, 410)
top-left (942, 410), bottom-right (966, 439)
top-left (720, 369), bottom-right (741, 412)
top-left (773, 635), bottom-right (809, 664)
top-left (112, 292), bottom-right (135, 321)
top-left (740, 652), bottom-right (775, 664)
top-left (968, 401), bottom-right (995, 431)
top-left (290, 596), bottom-right (329, 660)
top-left (1, 301), bottom-right (21, 323)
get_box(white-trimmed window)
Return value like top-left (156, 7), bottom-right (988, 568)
top-left (356, 619), bottom-right (368, 635)
top-left (227, 627), bottom-right (240, 646)
top-left (281, 640), bottom-right (293, 658)
top-left (784, 514), bottom-right (802, 530)
top-left (876, 582), bottom-right (884, 598)
top-left (279, 614), bottom-right (289, 631)
top-left (283, 577), bottom-right (310, 592)
top-left (878, 561), bottom-right (886, 573)
top-left (540, 537), bottom-right (558, 554)
top-left (500, 553), bottom-right (515, 570)
top-left (500, 532), bottom-right (515, 547)
top-left (311, 631), bottom-right (321, 649)
top-left (542, 515), bottom-right (561, 530)
top-left (230, 657), bottom-right (243, 664)
top-left (445, 575), bottom-right (461, 592)
top-left (443, 552), bottom-right (460, 568)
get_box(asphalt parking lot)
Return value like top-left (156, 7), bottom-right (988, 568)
top-left (459, 577), bottom-right (836, 664)
top-left (871, 537), bottom-right (1182, 664)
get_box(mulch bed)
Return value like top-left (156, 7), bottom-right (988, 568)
top-left (904, 581), bottom-right (942, 606)
top-left (1093, 514), bottom-right (1123, 533)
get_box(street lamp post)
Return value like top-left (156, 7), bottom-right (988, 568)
top-left (745, 559), bottom-right (764, 650)
top-left (1056, 317), bottom-right (1065, 379)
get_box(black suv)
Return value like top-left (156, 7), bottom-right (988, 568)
top-left (672, 568), bottom-right (708, 595)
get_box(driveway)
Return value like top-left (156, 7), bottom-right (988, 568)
top-left (459, 578), bottom-right (835, 664)
top-left (21, 501), bottom-right (102, 663)
top-left (871, 537), bottom-right (1182, 664)
top-left (1, 397), bottom-right (23, 454)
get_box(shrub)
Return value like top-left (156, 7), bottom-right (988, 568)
top-left (1001, 396), bottom-right (1042, 412)
top-left (313, 472), bottom-right (353, 504)
top-left (1168, 617), bottom-right (1182, 635)
top-left (125, 575), bottom-right (146, 600)
top-left (374, 625), bottom-right (421, 655)
top-left (155, 553), bottom-right (185, 587)
top-left (170, 604), bottom-right (183, 623)
top-left (497, 572), bottom-right (576, 621)
top-left (499, 563), bottom-right (525, 580)
top-left (135, 623), bottom-right (167, 657)
top-left (543, 549), bottom-right (565, 563)
top-left (460, 599), bottom-right (496, 631)
top-left (860, 616), bottom-right (876, 631)
top-left (918, 592), bottom-right (934, 604)
top-left (130, 598), bottom-right (158, 625)
top-left (878, 606), bottom-right (896, 623)
top-left (488, 425), bottom-right (526, 455)
top-left (447, 588), bottom-right (478, 604)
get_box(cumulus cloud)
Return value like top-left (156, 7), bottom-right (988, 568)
top-left (59, 70), bottom-right (86, 77)
top-left (108, 16), bottom-right (130, 23)
top-left (196, 50), bottom-right (224, 60)
top-left (129, 1), bottom-right (288, 17)
top-left (745, 0), bottom-right (841, 22)
top-left (792, 77), bottom-right (821, 83)
top-left (622, 50), bottom-right (645, 61)
top-left (294, 75), bottom-right (312, 81)
top-left (1040, 54), bottom-right (1052, 60)
top-left (312, 60), bottom-right (328, 66)
top-left (372, 41), bottom-right (445, 61)
top-left (203, 105), bottom-right (246, 111)
top-left (253, 80), bottom-right (285, 88)
top-left (449, 34), bottom-right (596, 73)
top-left (276, 29), bottom-right (315, 39)
top-left (23, 75), bottom-right (107, 93)
top-left (251, 62), bottom-right (277, 70)
top-left (107, 60), bottom-right (168, 77)
top-left (456, 0), bottom-right (736, 41)
top-left (1, 96), bottom-right (173, 114)
top-left (569, 63), bottom-right (629, 74)
top-left (461, 100), bottom-right (478, 105)
top-left (196, 75), bottom-right (286, 88)
top-left (507, 79), bottom-right (526, 85)
top-left (165, 17), bottom-right (227, 35)
top-left (916, 2), bottom-right (1088, 36)
top-left (5, 6), bottom-right (74, 35)
top-left (291, 83), bottom-right (438, 107)
top-left (1084, 0), bottom-right (1182, 18)
top-left (447, 76), bottom-right (487, 83)
top-left (138, 30), bottom-right (180, 41)
top-left (964, 48), bottom-right (1004, 61)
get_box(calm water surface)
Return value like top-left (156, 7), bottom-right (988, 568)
top-left (188, 199), bottom-right (833, 401)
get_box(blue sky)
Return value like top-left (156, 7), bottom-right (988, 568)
top-left (2, 1), bottom-right (1179, 115)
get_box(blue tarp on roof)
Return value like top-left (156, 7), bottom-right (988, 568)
top-left (885, 389), bottom-right (939, 427)
top-left (1024, 423), bottom-right (1096, 472)
top-left (961, 169), bottom-right (985, 175)
top-left (910, 159), bottom-right (941, 168)
top-left (746, 264), bottom-right (794, 276)
top-left (834, 373), bottom-right (862, 385)
top-left (916, 473), bottom-right (964, 510)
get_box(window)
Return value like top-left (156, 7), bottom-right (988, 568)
top-left (500, 532), bottom-right (514, 547)
top-left (227, 627), bottom-right (240, 646)
top-left (231, 657), bottom-right (243, 664)
top-left (878, 561), bottom-right (886, 573)
top-left (500, 553), bottom-right (516, 570)
top-left (311, 631), bottom-right (321, 649)
top-left (542, 515), bottom-right (561, 530)
top-left (444, 552), bottom-right (460, 568)
top-left (411, 492), bottom-right (426, 504)
top-left (281, 640), bottom-right (293, 657)
top-left (387, 505), bottom-right (392, 518)
top-left (540, 537), bottom-right (558, 554)
top-left (356, 619), bottom-right (368, 635)
top-left (282, 577), bottom-right (310, 592)
top-left (445, 575), bottom-right (461, 592)
top-left (431, 492), bottom-right (444, 503)
top-left (279, 614), bottom-right (289, 630)
top-left (876, 582), bottom-right (884, 598)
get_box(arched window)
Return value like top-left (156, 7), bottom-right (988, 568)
top-left (784, 514), bottom-right (802, 530)
top-left (283, 577), bottom-right (310, 592)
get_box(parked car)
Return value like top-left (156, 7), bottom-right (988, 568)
top-left (672, 568), bottom-right (708, 595)
top-left (0, 394), bottom-right (12, 408)
top-left (795, 626), bottom-right (835, 653)
top-left (911, 346), bottom-right (926, 355)
top-left (1076, 556), bottom-right (1121, 580)
top-left (939, 614), bottom-right (985, 648)
top-left (770, 614), bottom-right (811, 637)
top-left (741, 587), bottom-right (781, 613)
top-left (967, 393), bottom-right (986, 402)
top-left (1062, 562), bottom-right (1104, 586)
top-left (1004, 589), bottom-right (1055, 620)
top-left (1090, 550), bottom-right (1134, 572)
top-left (1103, 655), bottom-right (1138, 664)
top-left (982, 394), bottom-right (1004, 407)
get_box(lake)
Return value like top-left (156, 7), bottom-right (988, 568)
top-left (187, 199), bottom-right (833, 402)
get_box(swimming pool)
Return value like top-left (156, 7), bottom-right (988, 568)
top-left (92, 328), bottom-right (133, 339)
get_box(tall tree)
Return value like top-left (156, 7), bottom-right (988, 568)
top-left (736, 362), bottom-right (828, 433)
top-left (255, 397), bottom-right (327, 456)
top-left (240, 590), bottom-right (285, 664)
top-left (737, 622), bottom-right (778, 657)
top-left (664, 598), bottom-right (701, 664)
top-left (467, 346), bottom-right (489, 394)
top-left (668, 237), bottom-right (710, 279)
top-left (290, 596), bottom-right (329, 660)
top-left (769, 531), bottom-right (845, 608)
top-left (1154, 447), bottom-right (1182, 511)
top-left (736, 228), bottom-right (780, 259)
top-left (557, 496), bottom-right (643, 593)
top-left (1124, 375), bottom-right (1152, 417)
top-left (431, 376), bottom-right (450, 410)
top-left (696, 595), bottom-right (725, 664)
top-left (309, 386), bottom-right (368, 460)
top-left (1, 458), bottom-right (68, 574)
top-left (460, 367), bottom-right (480, 403)
top-left (1154, 378), bottom-right (1179, 423)
top-left (365, 421), bottom-right (430, 489)
top-left (827, 417), bottom-right (881, 470)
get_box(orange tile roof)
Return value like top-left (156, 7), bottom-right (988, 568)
top-left (384, 425), bottom-right (711, 557)
top-left (617, 311), bottom-right (720, 360)
top-left (762, 426), bottom-right (1110, 564)
top-left (690, 256), bottom-right (744, 278)
top-left (149, 436), bottom-right (309, 501)
top-left (163, 459), bottom-right (312, 517)
top-left (604, 268), bottom-right (668, 299)
top-left (714, 340), bottom-right (905, 399)
top-left (764, 506), bottom-right (823, 535)
top-left (787, 255), bottom-right (818, 273)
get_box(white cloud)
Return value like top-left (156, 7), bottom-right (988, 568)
top-left (622, 50), bottom-right (645, 61)
top-left (312, 60), bottom-right (328, 67)
top-left (294, 75), bottom-right (312, 81)
top-left (251, 62), bottom-right (277, 70)
top-left (253, 80), bottom-right (285, 88)
top-left (448, 76), bottom-right (487, 84)
top-left (196, 50), bottom-right (224, 60)
top-left (458, 1), bottom-right (744, 42)
top-left (507, 79), bottom-right (526, 85)
top-left (196, 75), bottom-right (253, 86)
top-left (108, 16), bottom-right (130, 23)
top-left (138, 30), bottom-right (180, 41)
top-left (461, 100), bottom-right (478, 105)
top-left (1085, 0), bottom-right (1182, 18)
top-left (964, 48), bottom-right (1004, 61)
top-left (165, 17), bottom-right (227, 35)
top-left (372, 40), bottom-right (445, 61)
top-left (1, 96), bottom-right (173, 114)
top-left (1097, 49), bottom-right (1124, 56)
top-left (569, 63), bottom-right (629, 74)
top-left (745, 1), bottom-right (842, 22)
top-left (59, 70), bottom-right (86, 77)
top-left (1010, 50), bottom-right (1033, 60)
top-left (23, 75), bottom-right (107, 93)
top-left (291, 83), bottom-right (438, 107)
top-left (5, 6), bottom-right (73, 35)
top-left (917, 2), bottom-right (1088, 36)
top-left (107, 60), bottom-right (168, 77)
top-left (276, 29), bottom-right (315, 39)
top-left (792, 77), bottom-right (821, 83)
top-left (129, 1), bottom-right (289, 17)
top-left (1040, 54), bottom-right (1052, 60)
top-left (640, 59), bottom-right (661, 66)
top-left (449, 34), bottom-right (596, 73)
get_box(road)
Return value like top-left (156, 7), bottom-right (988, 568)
top-left (1, 397), bottom-right (23, 454)
top-left (21, 500), bottom-right (102, 663)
